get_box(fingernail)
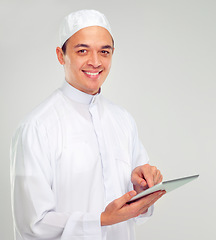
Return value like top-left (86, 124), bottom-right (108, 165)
top-left (129, 191), bottom-right (136, 197)
top-left (141, 181), bottom-right (145, 187)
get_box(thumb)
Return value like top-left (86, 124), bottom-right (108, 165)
top-left (116, 191), bottom-right (137, 207)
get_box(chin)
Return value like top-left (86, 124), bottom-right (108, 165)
top-left (85, 84), bottom-right (101, 95)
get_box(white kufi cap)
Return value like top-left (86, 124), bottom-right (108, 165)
top-left (59, 9), bottom-right (112, 47)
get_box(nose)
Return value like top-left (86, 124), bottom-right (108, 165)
top-left (87, 52), bottom-right (102, 68)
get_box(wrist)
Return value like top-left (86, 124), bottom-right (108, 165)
top-left (101, 212), bottom-right (108, 226)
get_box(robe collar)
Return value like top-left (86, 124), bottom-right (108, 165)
top-left (60, 80), bottom-right (101, 105)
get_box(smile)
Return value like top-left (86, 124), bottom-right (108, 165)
top-left (82, 70), bottom-right (102, 76)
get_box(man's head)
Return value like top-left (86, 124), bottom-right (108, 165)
top-left (56, 10), bottom-right (114, 95)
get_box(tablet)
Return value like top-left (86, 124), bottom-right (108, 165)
top-left (128, 174), bottom-right (199, 203)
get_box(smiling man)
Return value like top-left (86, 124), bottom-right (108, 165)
top-left (56, 25), bottom-right (113, 95)
top-left (10, 10), bottom-right (165, 240)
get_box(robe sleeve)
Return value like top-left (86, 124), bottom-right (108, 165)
top-left (10, 122), bottom-right (102, 240)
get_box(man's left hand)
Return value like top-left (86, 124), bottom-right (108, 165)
top-left (131, 164), bottom-right (163, 194)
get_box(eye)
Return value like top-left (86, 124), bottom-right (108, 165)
top-left (101, 50), bottom-right (110, 55)
top-left (77, 49), bottom-right (87, 54)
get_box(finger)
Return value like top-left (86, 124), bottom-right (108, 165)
top-left (157, 173), bottom-right (163, 184)
top-left (144, 172), bottom-right (155, 188)
top-left (138, 191), bottom-right (166, 213)
top-left (131, 172), bottom-right (147, 187)
top-left (140, 209), bottom-right (148, 214)
top-left (129, 191), bottom-right (163, 216)
top-left (115, 191), bottom-right (137, 208)
top-left (145, 166), bottom-right (162, 187)
top-left (135, 190), bottom-right (165, 207)
top-left (153, 170), bottom-right (163, 185)
top-left (146, 191), bottom-right (165, 205)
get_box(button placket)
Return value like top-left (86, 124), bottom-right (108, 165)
top-left (89, 104), bottom-right (116, 204)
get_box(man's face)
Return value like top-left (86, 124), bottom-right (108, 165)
top-left (57, 26), bottom-right (114, 95)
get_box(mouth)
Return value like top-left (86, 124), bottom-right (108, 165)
top-left (82, 70), bottom-right (103, 77)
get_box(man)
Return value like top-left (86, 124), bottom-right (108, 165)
top-left (10, 10), bottom-right (165, 240)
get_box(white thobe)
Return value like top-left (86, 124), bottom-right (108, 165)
top-left (10, 81), bottom-right (153, 240)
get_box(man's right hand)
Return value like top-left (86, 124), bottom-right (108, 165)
top-left (101, 190), bottom-right (165, 226)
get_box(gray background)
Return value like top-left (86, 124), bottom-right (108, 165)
top-left (1, 0), bottom-right (215, 239)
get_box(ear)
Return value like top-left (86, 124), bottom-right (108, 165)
top-left (56, 47), bottom-right (65, 65)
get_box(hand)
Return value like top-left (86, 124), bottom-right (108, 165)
top-left (131, 164), bottom-right (163, 194)
top-left (101, 190), bottom-right (165, 226)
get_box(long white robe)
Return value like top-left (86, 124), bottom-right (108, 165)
top-left (10, 81), bottom-right (153, 240)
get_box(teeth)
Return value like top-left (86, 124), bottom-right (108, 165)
top-left (84, 71), bottom-right (101, 76)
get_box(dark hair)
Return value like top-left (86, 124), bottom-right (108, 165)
top-left (62, 39), bottom-right (68, 55)
top-left (61, 37), bottom-right (115, 55)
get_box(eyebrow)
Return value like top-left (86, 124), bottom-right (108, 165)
top-left (101, 45), bottom-right (113, 50)
top-left (74, 44), bottom-right (113, 50)
top-left (74, 44), bottom-right (89, 48)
